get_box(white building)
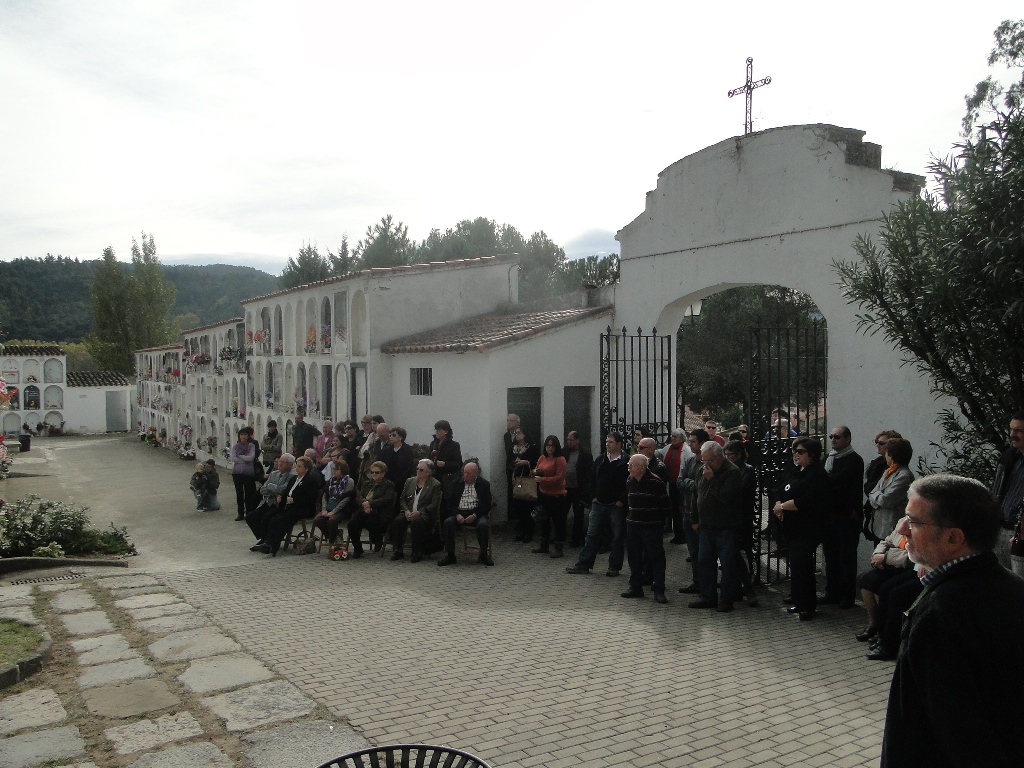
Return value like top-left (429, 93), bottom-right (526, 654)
top-left (134, 257), bottom-right (613, 520)
top-left (1, 344), bottom-right (131, 435)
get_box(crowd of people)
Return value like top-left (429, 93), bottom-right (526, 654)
top-left (180, 409), bottom-right (1024, 765)
top-left (185, 409), bottom-right (1024, 638)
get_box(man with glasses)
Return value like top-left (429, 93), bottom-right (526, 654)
top-left (881, 474), bottom-right (1024, 767)
top-left (704, 421), bottom-right (726, 447)
top-left (990, 412), bottom-right (1024, 574)
top-left (820, 425), bottom-right (864, 608)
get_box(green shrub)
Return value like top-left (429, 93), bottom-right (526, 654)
top-left (0, 495), bottom-right (135, 558)
top-left (31, 542), bottom-right (65, 558)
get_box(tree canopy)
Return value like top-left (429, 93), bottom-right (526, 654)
top-left (279, 215), bottom-right (617, 301)
top-left (86, 233), bottom-right (177, 374)
top-left (676, 286), bottom-right (823, 419)
top-left (835, 20), bottom-right (1024, 480)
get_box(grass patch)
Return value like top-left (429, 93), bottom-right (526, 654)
top-left (0, 618), bottom-right (42, 666)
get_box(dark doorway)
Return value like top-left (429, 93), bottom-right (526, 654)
top-left (563, 386), bottom-right (594, 454)
top-left (507, 387), bottom-right (541, 448)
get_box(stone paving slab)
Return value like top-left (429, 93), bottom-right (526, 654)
top-left (0, 688), bottom-right (67, 736)
top-left (111, 586), bottom-right (176, 599)
top-left (0, 586), bottom-right (34, 606)
top-left (78, 657), bottom-right (155, 689)
top-left (60, 610), bottom-right (115, 636)
top-left (124, 602), bottom-right (197, 621)
top-left (104, 711), bottom-right (204, 754)
top-left (0, 725), bottom-right (86, 768)
top-left (35, 582), bottom-right (85, 593)
top-left (128, 741), bottom-right (232, 768)
top-left (242, 720), bottom-right (369, 768)
top-left (148, 628), bottom-right (241, 661)
top-left (114, 593), bottom-right (182, 610)
top-left (96, 574), bottom-right (163, 589)
top-left (0, 605), bottom-right (37, 623)
top-left (71, 633), bottom-right (140, 665)
top-left (82, 678), bottom-right (180, 718)
top-left (135, 611), bottom-right (210, 635)
top-left (177, 652), bottom-right (275, 693)
top-left (50, 589), bottom-right (99, 613)
top-left (201, 680), bottom-right (316, 731)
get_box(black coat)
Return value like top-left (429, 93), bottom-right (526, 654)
top-left (827, 450), bottom-right (865, 521)
top-left (882, 552), bottom-right (1024, 768)
top-left (779, 461), bottom-right (830, 538)
top-left (283, 472), bottom-right (321, 521)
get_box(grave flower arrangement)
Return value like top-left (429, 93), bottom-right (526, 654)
top-left (321, 325), bottom-right (332, 350)
top-left (304, 325), bottom-right (317, 353)
top-left (0, 442), bottom-right (13, 480)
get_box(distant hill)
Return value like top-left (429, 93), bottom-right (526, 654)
top-left (0, 256), bottom-right (278, 342)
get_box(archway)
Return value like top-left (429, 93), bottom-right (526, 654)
top-left (351, 291), bottom-right (368, 356)
top-left (613, 124), bottom-right (939, 460)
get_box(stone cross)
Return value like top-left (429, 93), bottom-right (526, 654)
top-left (728, 57), bottom-right (772, 135)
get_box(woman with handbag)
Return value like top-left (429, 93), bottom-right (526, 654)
top-left (509, 427), bottom-right (540, 543)
top-left (532, 435), bottom-right (569, 558)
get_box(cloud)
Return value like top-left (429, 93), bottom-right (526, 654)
top-left (563, 230), bottom-right (620, 261)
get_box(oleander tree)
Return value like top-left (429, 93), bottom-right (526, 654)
top-left (834, 20), bottom-right (1024, 482)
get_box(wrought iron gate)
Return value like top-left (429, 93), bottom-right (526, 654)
top-left (748, 322), bottom-right (828, 584)
top-left (600, 327), bottom-right (673, 450)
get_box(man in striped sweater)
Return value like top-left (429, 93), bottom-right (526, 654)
top-left (621, 453), bottom-right (672, 603)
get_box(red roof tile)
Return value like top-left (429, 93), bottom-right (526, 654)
top-left (67, 371), bottom-right (131, 387)
top-left (1, 344), bottom-right (64, 357)
top-left (381, 306), bottom-right (612, 354)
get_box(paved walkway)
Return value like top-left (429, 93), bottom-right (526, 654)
top-left (1, 436), bottom-right (891, 767)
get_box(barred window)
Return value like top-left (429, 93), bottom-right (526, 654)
top-left (410, 368), bottom-right (433, 396)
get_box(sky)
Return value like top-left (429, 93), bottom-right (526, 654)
top-left (1, 1), bottom-right (1020, 273)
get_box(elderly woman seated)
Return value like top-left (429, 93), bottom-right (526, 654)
top-left (856, 515), bottom-right (913, 642)
top-left (256, 456), bottom-right (320, 557)
top-left (311, 459), bottom-right (357, 547)
top-left (389, 459), bottom-right (443, 562)
top-left (348, 460), bottom-right (396, 558)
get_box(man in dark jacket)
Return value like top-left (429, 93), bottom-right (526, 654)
top-left (990, 412), bottom-right (1024, 572)
top-left (621, 454), bottom-right (671, 603)
top-left (566, 432), bottom-right (630, 576)
top-left (821, 425), bottom-right (865, 607)
top-left (439, 462), bottom-right (493, 567)
top-left (881, 474), bottom-right (1024, 768)
top-left (290, 411), bottom-right (320, 456)
top-left (564, 430), bottom-right (594, 547)
top-left (690, 441), bottom-right (743, 612)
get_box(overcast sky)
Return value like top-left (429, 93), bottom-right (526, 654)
top-left (1, 1), bottom-right (1020, 273)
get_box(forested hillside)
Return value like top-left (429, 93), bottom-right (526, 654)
top-left (0, 256), bottom-right (276, 342)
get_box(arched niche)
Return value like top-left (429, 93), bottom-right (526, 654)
top-left (274, 305), bottom-right (284, 355)
top-left (308, 364), bottom-right (319, 418)
top-left (335, 364), bottom-right (349, 422)
top-left (43, 359), bottom-right (63, 383)
top-left (44, 410), bottom-right (62, 427)
top-left (23, 385), bottom-right (40, 410)
top-left (23, 359), bottom-right (40, 383)
top-left (351, 290), bottom-right (368, 357)
top-left (320, 297), bottom-right (332, 352)
top-left (333, 292), bottom-right (348, 356)
top-left (284, 364), bottom-right (295, 413)
top-left (43, 385), bottom-right (63, 409)
top-left (2, 412), bottom-right (20, 433)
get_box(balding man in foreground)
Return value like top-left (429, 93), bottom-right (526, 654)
top-left (881, 474), bottom-right (1024, 768)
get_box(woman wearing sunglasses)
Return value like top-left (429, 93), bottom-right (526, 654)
top-left (772, 436), bottom-right (830, 620)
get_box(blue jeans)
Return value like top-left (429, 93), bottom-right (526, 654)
top-left (193, 490), bottom-right (221, 510)
top-left (698, 527), bottom-right (739, 605)
top-left (576, 501), bottom-right (625, 570)
top-left (627, 523), bottom-right (666, 593)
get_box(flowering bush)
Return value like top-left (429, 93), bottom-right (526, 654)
top-left (0, 495), bottom-right (135, 557)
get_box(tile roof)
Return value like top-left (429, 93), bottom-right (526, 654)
top-left (1, 344), bottom-right (64, 357)
top-left (241, 255), bottom-right (513, 305)
top-left (67, 371), bottom-right (131, 387)
top-left (135, 343), bottom-right (185, 353)
top-left (181, 317), bottom-right (244, 335)
top-left (380, 305), bottom-right (612, 354)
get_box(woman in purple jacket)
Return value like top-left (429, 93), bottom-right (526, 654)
top-left (230, 428), bottom-right (257, 521)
